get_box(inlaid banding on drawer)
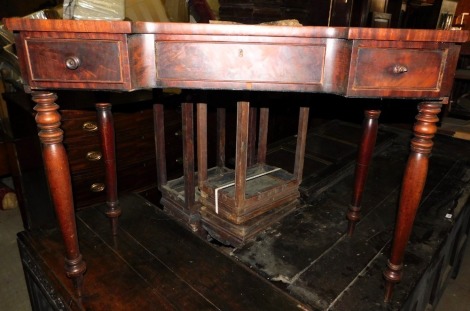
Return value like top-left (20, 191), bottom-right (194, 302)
top-left (25, 39), bottom-right (124, 83)
top-left (352, 47), bottom-right (445, 90)
top-left (156, 42), bottom-right (326, 85)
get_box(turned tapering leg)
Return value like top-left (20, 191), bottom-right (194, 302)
top-left (96, 103), bottom-right (121, 235)
top-left (383, 102), bottom-right (442, 302)
top-left (347, 110), bottom-right (381, 236)
top-left (32, 91), bottom-right (86, 296)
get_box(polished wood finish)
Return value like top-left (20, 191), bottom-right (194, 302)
top-left (383, 102), bottom-right (443, 302)
top-left (347, 109), bottom-right (381, 236)
top-left (4, 17), bottom-right (468, 302)
top-left (31, 91), bottom-right (86, 295)
top-left (95, 103), bottom-right (121, 235)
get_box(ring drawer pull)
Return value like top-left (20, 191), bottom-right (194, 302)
top-left (82, 121), bottom-right (98, 132)
top-left (392, 65), bottom-right (408, 74)
top-left (65, 56), bottom-right (81, 70)
top-left (86, 151), bottom-right (102, 161)
top-left (90, 183), bottom-right (105, 192)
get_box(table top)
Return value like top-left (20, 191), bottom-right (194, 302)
top-left (4, 18), bottom-right (469, 41)
top-left (4, 18), bottom-right (470, 99)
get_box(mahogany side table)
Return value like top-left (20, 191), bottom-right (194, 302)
top-left (4, 17), bottom-right (468, 302)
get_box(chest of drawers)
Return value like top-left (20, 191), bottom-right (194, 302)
top-left (4, 91), bottom-right (186, 227)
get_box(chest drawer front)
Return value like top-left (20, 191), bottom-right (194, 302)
top-left (346, 41), bottom-right (457, 98)
top-left (26, 39), bottom-right (124, 83)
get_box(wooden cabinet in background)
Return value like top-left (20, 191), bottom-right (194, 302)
top-left (218, 0), bottom-right (353, 26)
top-left (3, 90), bottom-right (186, 229)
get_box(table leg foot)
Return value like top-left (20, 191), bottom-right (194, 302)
top-left (383, 260), bottom-right (403, 302)
top-left (106, 200), bottom-right (121, 236)
top-left (66, 254), bottom-right (87, 297)
top-left (346, 205), bottom-right (360, 236)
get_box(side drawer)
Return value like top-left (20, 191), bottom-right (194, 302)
top-left (347, 41), bottom-right (461, 98)
top-left (19, 32), bottom-right (131, 90)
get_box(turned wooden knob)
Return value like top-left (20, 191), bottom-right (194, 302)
top-left (392, 65), bottom-right (408, 74)
top-left (65, 56), bottom-right (81, 70)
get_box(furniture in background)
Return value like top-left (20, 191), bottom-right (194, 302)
top-left (4, 18), bottom-right (468, 304)
top-left (449, 42), bottom-right (470, 118)
top-left (2, 90), bottom-right (187, 229)
top-left (370, 12), bottom-right (392, 28)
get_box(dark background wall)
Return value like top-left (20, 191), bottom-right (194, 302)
top-left (0, 0), bottom-right (61, 19)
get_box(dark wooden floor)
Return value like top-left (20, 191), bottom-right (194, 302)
top-left (18, 122), bottom-right (470, 311)
top-left (234, 125), bottom-right (470, 310)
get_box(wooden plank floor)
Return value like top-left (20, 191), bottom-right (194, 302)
top-left (234, 125), bottom-right (470, 310)
top-left (19, 193), bottom-right (307, 310)
top-left (18, 123), bottom-right (470, 311)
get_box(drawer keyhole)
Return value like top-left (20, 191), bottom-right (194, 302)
top-left (65, 56), bottom-right (81, 70)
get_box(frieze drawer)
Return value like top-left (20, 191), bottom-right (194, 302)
top-left (156, 40), bottom-right (329, 92)
top-left (347, 41), bottom-right (460, 98)
top-left (19, 33), bottom-right (131, 90)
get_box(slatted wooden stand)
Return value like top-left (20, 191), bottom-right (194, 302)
top-left (154, 102), bottom-right (201, 232)
top-left (197, 101), bottom-right (309, 246)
